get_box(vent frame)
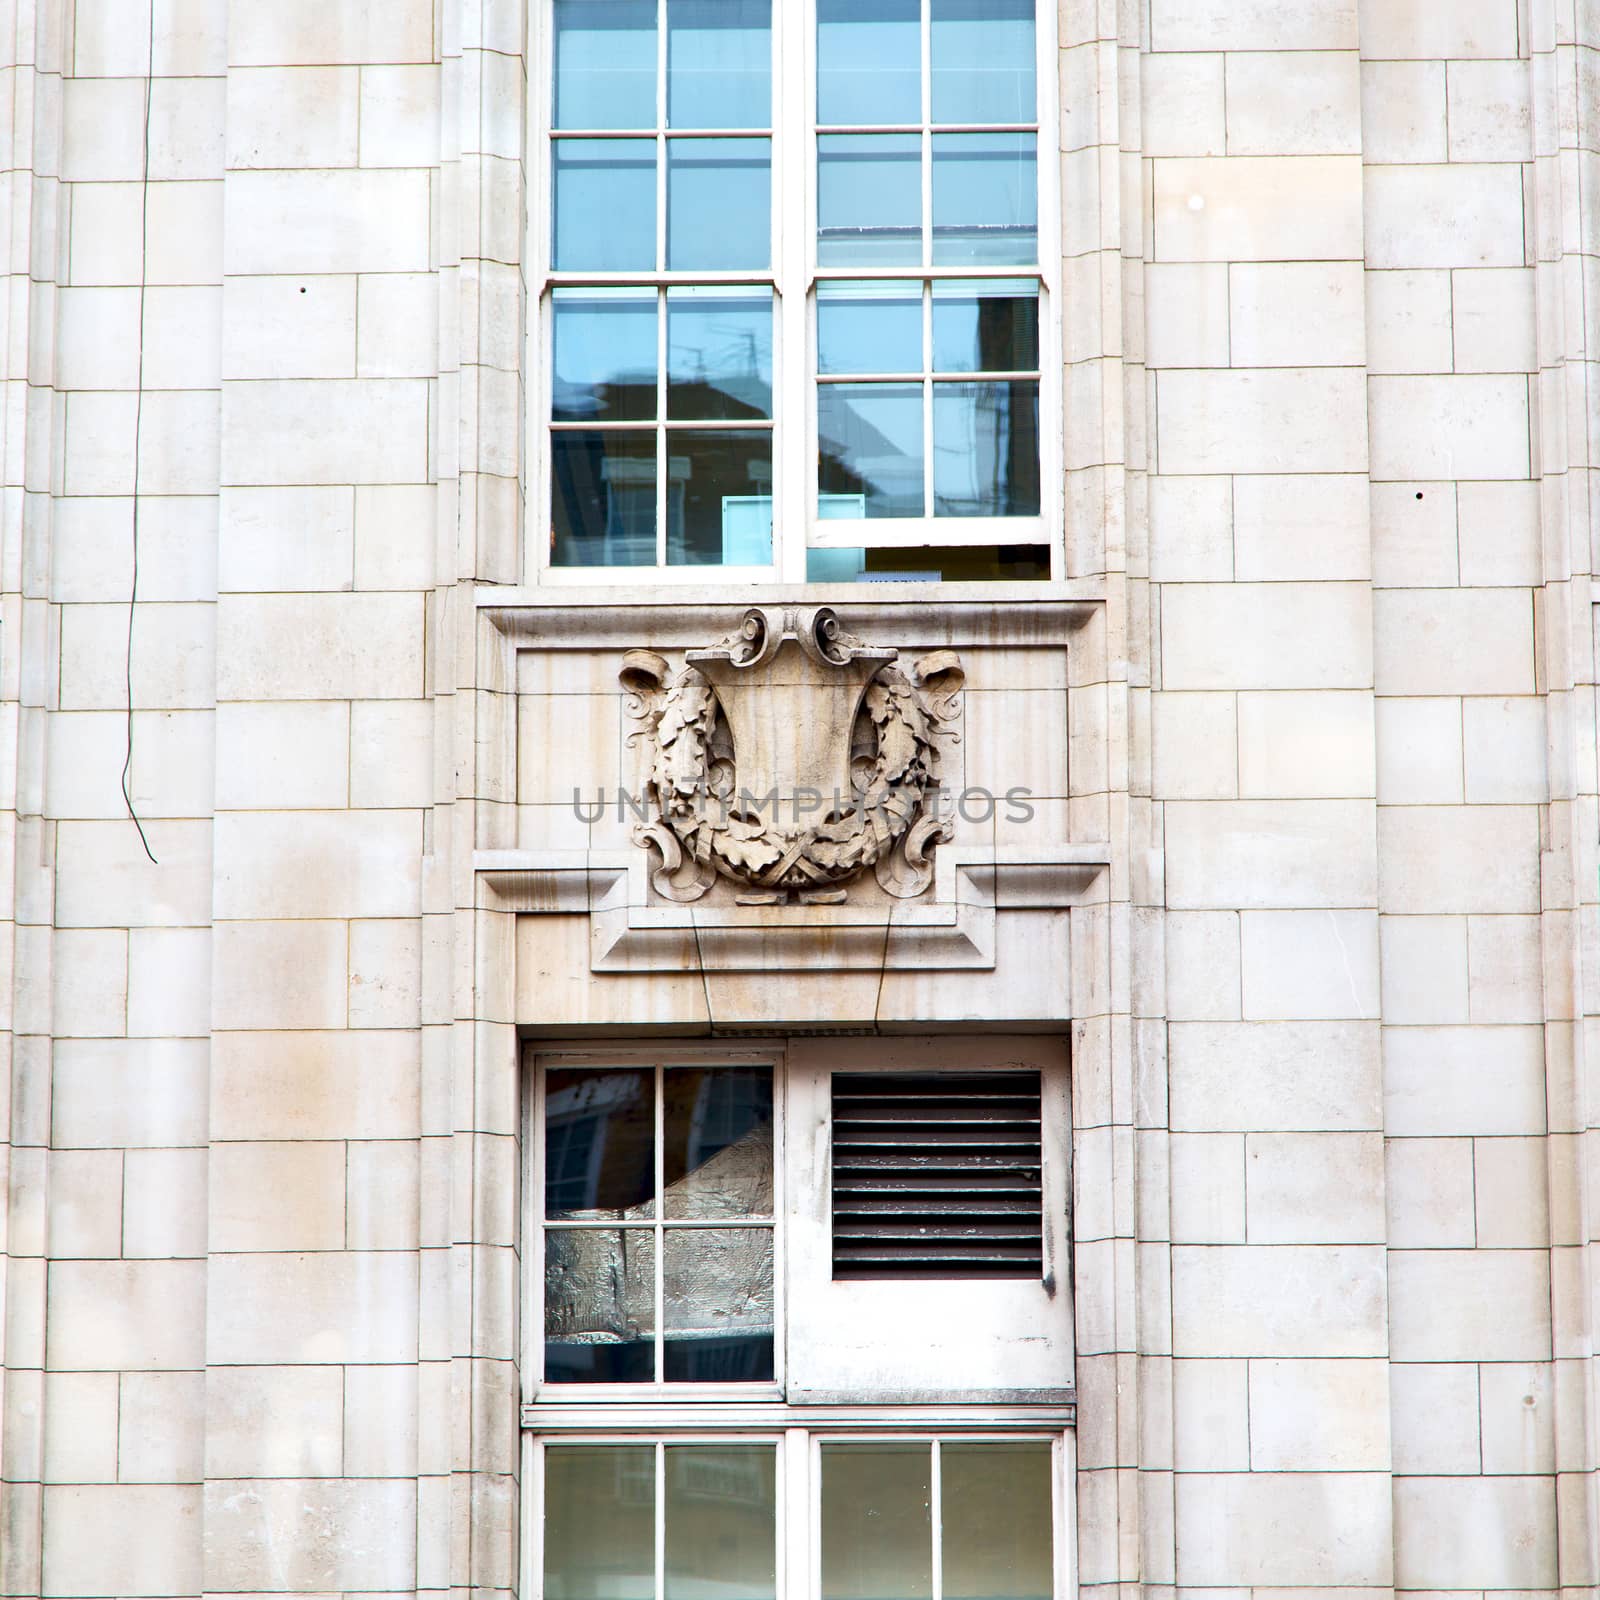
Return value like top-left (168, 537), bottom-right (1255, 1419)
top-left (829, 1068), bottom-right (1045, 1281)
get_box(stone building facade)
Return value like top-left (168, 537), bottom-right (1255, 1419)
top-left (1, 0), bottom-right (1598, 1595)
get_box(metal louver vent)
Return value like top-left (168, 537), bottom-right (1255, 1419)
top-left (831, 1070), bottom-right (1044, 1279)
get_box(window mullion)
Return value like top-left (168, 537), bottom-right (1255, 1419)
top-left (656, 0), bottom-right (669, 568)
top-left (781, 0), bottom-right (812, 583)
top-left (656, 0), bottom-right (669, 269)
top-left (657, 286), bottom-right (669, 567)
top-left (919, 0), bottom-right (934, 526)
top-left (922, 284), bottom-right (934, 520)
top-left (920, 0), bottom-right (932, 271)
top-left (654, 1438), bottom-right (667, 1600)
top-left (783, 1428), bottom-right (808, 1600)
top-left (655, 1059), bottom-right (666, 1383)
top-left (930, 1438), bottom-right (943, 1600)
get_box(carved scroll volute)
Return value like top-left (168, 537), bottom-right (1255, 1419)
top-left (620, 649), bottom-right (670, 721)
top-left (912, 649), bottom-right (965, 727)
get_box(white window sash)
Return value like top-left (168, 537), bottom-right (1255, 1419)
top-left (528, 1045), bottom-right (787, 1401)
top-left (519, 1426), bottom-right (1078, 1600)
top-left (529, 0), bottom-right (1062, 584)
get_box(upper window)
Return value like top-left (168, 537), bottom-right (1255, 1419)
top-left (537, 0), bottom-right (1055, 583)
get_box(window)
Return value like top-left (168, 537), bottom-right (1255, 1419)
top-left (534, 1436), bottom-right (1060, 1600)
top-left (535, 0), bottom-right (1057, 583)
top-left (524, 1043), bottom-right (1075, 1600)
top-left (539, 1054), bottom-right (779, 1388)
top-left (820, 1440), bottom-right (1055, 1600)
top-left (542, 1441), bottom-right (778, 1600)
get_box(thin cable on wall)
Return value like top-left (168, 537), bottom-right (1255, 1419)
top-left (121, 4), bottom-right (157, 865)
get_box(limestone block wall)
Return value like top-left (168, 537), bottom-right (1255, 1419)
top-left (0, 0), bottom-right (1598, 1596)
top-left (1134, 0), bottom-right (1600, 1593)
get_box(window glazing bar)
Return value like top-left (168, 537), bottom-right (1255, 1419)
top-left (553, 126), bottom-right (776, 138)
top-left (812, 267), bottom-right (1044, 281)
top-left (815, 123), bottom-right (1036, 136)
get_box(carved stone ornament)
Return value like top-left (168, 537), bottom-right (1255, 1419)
top-left (620, 607), bottom-right (964, 906)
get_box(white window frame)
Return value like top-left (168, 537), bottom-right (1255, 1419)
top-left (521, 1427), bottom-right (1079, 1600)
top-left (527, 0), bottom-right (1062, 587)
top-left (526, 1044), bottom-right (788, 1404)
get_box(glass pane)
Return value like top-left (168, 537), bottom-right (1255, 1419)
top-left (665, 430), bottom-right (773, 566)
top-left (818, 135), bottom-right (921, 266)
top-left (931, 0), bottom-right (1036, 124)
top-left (666, 1447), bottom-right (777, 1600)
top-left (818, 382), bottom-right (924, 518)
top-left (820, 1445), bottom-right (933, 1600)
top-left (817, 283), bottom-right (923, 376)
top-left (668, 290), bottom-right (773, 419)
top-left (552, 430), bottom-right (658, 567)
top-left (932, 281), bottom-right (1039, 373)
top-left (544, 1227), bottom-right (656, 1382)
top-left (941, 1443), bottom-right (1053, 1600)
top-left (816, 0), bottom-right (920, 126)
top-left (933, 380), bottom-right (1040, 517)
top-left (668, 138), bottom-right (771, 269)
top-left (554, 0), bottom-right (656, 129)
top-left (554, 139), bottom-right (657, 270)
top-left (931, 133), bottom-right (1037, 266)
top-left (544, 1447), bottom-right (656, 1600)
top-left (669, 0), bottom-right (771, 129)
top-left (664, 1066), bottom-right (774, 1218)
top-left (553, 289), bottom-right (658, 423)
top-left (663, 1227), bottom-right (774, 1380)
top-left (544, 1066), bottom-right (656, 1217)
top-left (806, 545), bottom-right (1052, 582)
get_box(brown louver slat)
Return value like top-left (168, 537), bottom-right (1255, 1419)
top-left (830, 1071), bottom-right (1044, 1279)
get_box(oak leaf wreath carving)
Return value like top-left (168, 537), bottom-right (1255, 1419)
top-left (620, 607), bottom-right (964, 905)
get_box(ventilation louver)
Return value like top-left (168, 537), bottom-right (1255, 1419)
top-left (830, 1070), bottom-right (1044, 1279)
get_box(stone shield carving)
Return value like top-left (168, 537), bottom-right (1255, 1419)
top-left (621, 607), bottom-right (963, 905)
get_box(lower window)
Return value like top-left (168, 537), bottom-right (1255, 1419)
top-left (535, 1434), bottom-right (1062, 1600)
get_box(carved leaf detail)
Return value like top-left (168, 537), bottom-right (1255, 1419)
top-left (620, 612), bottom-right (958, 899)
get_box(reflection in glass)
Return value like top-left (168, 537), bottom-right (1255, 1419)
top-left (553, 290), bottom-right (658, 423)
top-left (664, 1066), bottom-right (774, 1217)
top-left (667, 291), bottom-right (773, 420)
top-left (552, 430), bottom-right (657, 567)
top-left (818, 382), bottom-right (924, 518)
top-left (816, 0), bottom-right (920, 126)
top-left (941, 1443), bottom-right (1054, 1600)
top-left (817, 135), bottom-right (921, 266)
top-left (667, 138), bottom-right (770, 270)
top-left (554, 139), bottom-right (657, 270)
top-left (665, 431), bottom-right (773, 567)
top-left (820, 1446), bottom-right (933, 1600)
top-left (545, 1228), bottom-right (656, 1382)
top-left (665, 1447), bottom-right (777, 1600)
top-left (817, 283), bottom-right (922, 376)
top-left (663, 1227), bottom-right (774, 1380)
top-left (554, 0), bottom-right (656, 129)
top-left (669, 0), bottom-right (771, 129)
top-left (933, 381), bottom-right (1040, 518)
top-left (931, 0), bottom-right (1036, 125)
top-left (931, 134), bottom-right (1037, 265)
top-left (805, 545), bottom-right (1051, 582)
top-left (544, 1447), bottom-right (656, 1600)
top-left (932, 281), bottom-right (1039, 374)
top-left (544, 1067), bottom-right (656, 1216)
